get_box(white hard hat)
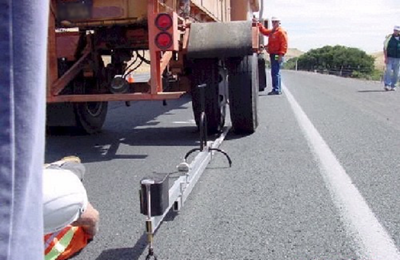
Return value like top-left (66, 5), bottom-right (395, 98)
top-left (271, 16), bottom-right (280, 22)
top-left (43, 168), bottom-right (88, 234)
top-left (394, 25), bottom-right (400, 31)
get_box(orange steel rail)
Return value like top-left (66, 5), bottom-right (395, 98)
top-left (47, 92), bottom-right (186, 103)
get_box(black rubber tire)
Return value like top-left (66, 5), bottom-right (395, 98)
top-left (226, 55), bottom-right (259, 134)
top-left (47, 36), bottom-right (108, 134)
top-left (74, 101), bottom-right (108, 134)
top-left (258, 53), bottom-right (267, 92)
top-left (71, 54), bottom-right (108, 134)
top-left (46, 100), bottom-right (107, 135)
top-left (72, 77), bottom-right (108, 134)
top-left (190, 58), bottom-right (225, 134)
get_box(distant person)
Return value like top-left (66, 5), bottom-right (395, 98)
top-left (257, 16), bottom-right (288, 95)
top-left (383, 25), bottom-right (400, 91)
top-left (43, 156), bottom-right (99, 260)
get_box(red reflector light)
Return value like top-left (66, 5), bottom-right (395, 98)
top-left (155, 13), bottom-right (172, 30)
top-left (155, 32), bottom-right (173, 49)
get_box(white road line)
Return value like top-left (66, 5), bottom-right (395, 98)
top-left (283, 83), bottom-right (400, 260)
top-left (173, 120), bottom-right (195, 124)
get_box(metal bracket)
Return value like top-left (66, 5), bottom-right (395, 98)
top-left (140, 83), bottom-right (232, 259)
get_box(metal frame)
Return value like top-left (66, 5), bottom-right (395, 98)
top-left (46, 0), bottom-right (260, 104)
top-left (143, 126), bottom-right (230, 234)
top-left (47, 0), bottom-right (186, 103)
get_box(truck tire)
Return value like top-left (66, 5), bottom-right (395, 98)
top-left (47, 75), bottom-right (108, 135)
top-left (258, 53), bottom-right (267, 92)
top-left (190, 58), bottom-right (225, 134)
top-left (226, 54), bottom-right (259, 134)
top-left (47, 99), bottom-right (107, 135)
top-left (72, 79), bottom-right (108, 134)
top-left (73, 101), bottom-right (108, 134)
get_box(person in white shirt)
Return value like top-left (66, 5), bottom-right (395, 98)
top-left (383, 25), bottom-right (400, 91)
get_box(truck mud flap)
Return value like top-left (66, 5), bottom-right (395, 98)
top-left (187, 21), bottom-right (253, 59)
top-left (190, 59), bottom-right (225, 134)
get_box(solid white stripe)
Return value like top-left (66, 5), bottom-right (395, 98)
top-left (283, 83), bottom-right (400, 260)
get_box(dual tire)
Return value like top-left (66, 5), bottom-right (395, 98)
top-left (226, 54), bottom-right (259, 134)
top-left (190, 59), bottom-right (226, 134)
top-left (190, 54), bottom-right (259, 135)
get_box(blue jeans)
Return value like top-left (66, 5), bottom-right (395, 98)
top-left (270, 54), bottom-right (284, 92)
top-left (0, 1), bottom-right (48, 259)
top-left (384, 57), bottom-right (400, 88)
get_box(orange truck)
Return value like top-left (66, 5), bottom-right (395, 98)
top-left (46, 0), bottom-right (266, 134)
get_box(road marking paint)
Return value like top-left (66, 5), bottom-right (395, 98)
top-left (283, 83), bottom-right (400, 260)
top-left (173, 120), bottom-right (196, 124)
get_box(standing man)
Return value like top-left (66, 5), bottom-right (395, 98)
top-left (383, 25), bottom-right (400, 91)
top-left (257, 17), bottom-right (288, 95)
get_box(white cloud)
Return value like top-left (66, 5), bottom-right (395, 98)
top-left (259, 0), bottom-right (399, 53)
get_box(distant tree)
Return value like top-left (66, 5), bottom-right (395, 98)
top-left (296, 45), bottom-right (375, 78)
top-left (283, 58), bottom-right (297, 70)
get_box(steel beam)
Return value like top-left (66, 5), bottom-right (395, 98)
top-left (145, 126), bottom-right (230, 234)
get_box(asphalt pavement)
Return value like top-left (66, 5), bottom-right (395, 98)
top-left (45, 70), bottom-right (400, 260)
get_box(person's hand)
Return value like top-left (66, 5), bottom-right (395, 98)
top-left (252, 17), bottom-right (260, 25)
top-left (72, 202), bottom-right (99, 238)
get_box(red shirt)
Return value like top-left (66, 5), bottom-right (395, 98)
top-left (259, 25), bottom-right (288, 56)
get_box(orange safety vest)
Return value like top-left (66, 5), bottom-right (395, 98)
top-left (44, 225), bottom-right (91, 260)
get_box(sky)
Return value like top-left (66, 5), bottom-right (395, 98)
top-left (258, 0), bottom-right (399, 54)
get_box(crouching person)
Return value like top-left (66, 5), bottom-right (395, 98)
top-left (43, 157), bottom-right (99, 260)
